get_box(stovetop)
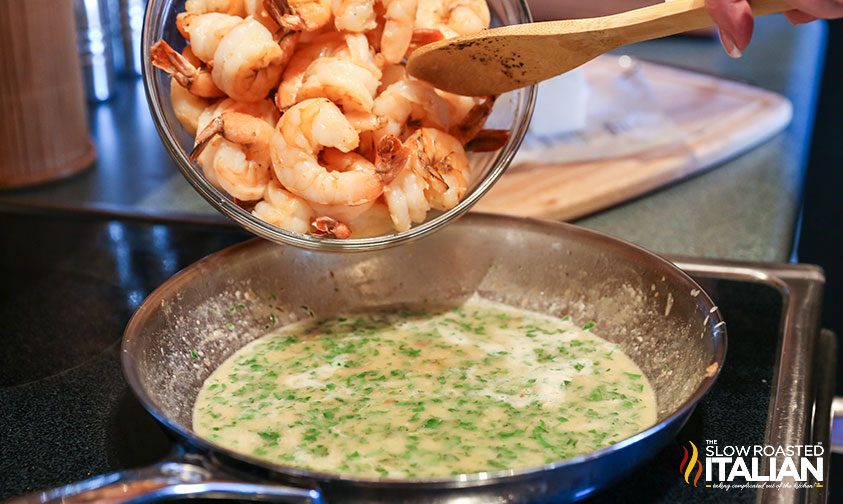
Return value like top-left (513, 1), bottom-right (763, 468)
top-left (0, 213), bottom-right (833, 503)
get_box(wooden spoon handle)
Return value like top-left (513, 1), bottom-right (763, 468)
top-left (600, 0), bottom-right (792, 46)
top-left (406, 0), bottom-right (793, 95)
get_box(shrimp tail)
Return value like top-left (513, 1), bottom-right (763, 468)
top-left (191, 115), bottom-right (224, 161)
top-left (274, 91), bottom-right (286, 112)
top-left (278, 30), bottom-right (301, 52)
top-left (150, 40), bottom-right (196, 90)
top-left (346, 111), bottom-right (386, 132)
top-left (312, 216), bottom-right (352, 238)
top-left (192, 112), bottom-right (275, 161)
top-left (263, 0), bottom-right (295, 30)
top-left (265, 0), bottom-right (306, 30)
top-left (151, 40), bottom-right (224, 98)
top-left (422, 156), bottom-right (450, 193)
top-left (449, 95), bottom-right (497, 144)
top-left (375, 135), bottom-right (409, 185)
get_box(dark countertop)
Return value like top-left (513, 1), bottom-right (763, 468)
top-left (0, 215), bottom-right (248, 495)
top-left (0, 16), bottom-right (827, 261)
top-left (1, 213), bottom-right (825, 502)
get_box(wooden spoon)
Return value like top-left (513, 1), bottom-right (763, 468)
top-left (406, 0), bottom-right (789, 96)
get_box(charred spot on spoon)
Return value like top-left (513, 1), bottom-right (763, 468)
top-left (469, 53), bottom-right (490, 65)
top-left (499, 54), bottom-right (527, 81)
top-left (451, 39), bottom-right (482, 50)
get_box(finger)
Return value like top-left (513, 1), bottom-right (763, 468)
top-left (784, 0), bottom-right (843, 19)
top-left (784, 10), bottom-right (818, 24)
top-left (705, 0), bottom-right (754, 57)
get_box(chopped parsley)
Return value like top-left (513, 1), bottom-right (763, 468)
top-left (194, 299), bottom-right (655, 478)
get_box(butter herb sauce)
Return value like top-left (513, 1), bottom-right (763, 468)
top-left (193, 298), bottom-right (657, 478)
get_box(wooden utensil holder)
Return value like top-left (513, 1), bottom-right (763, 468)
top-left (0, 0), bottom-right (96, 189)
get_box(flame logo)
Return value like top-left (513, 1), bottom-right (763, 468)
top-left (679, 441), bottom-right (703, 487)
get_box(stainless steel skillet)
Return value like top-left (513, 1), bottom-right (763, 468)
top-left (12, 214), bottom-right (726, 503)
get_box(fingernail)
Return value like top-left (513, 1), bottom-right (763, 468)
top-left (719, 30), bottom-right (743, 59)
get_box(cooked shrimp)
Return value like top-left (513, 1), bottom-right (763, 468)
top-left (414, 0), bottom-right (457, 38)
top-left (275, 32), bottom-right (346, 109)
top-left (378, 63), bottom-right (406, 93)
top-left (192, 98), bottom-right (278, 197)
top-left (212, 141), bottom-right (274, 201)
top-left (372, 79), bottom-right (451, 141)
top-left (273, 0), bottom-right (332, 31)
top-left (290, 34), bottom-right (380, 112)
top-left (409, 27), bottom-right (444, 48)
top-left (338, 33), bottom-right (382, 77)
top-left (194, 104), bottom-right (226, 188)
top-left (192, 111), bottom-right (275, 200)
top-left (275, 33), bottom-right (378, 111)
top-left (414, 0), bottom-right (487, 37)
top-left (446, 0), bottom-right (489, 35)
top-left (347, 201), bottom-right (395, 237)
top-left (211, 17), bottom-right (294, 102)
top-left (244, 0), bottom-right (284, 31)
top-left (448, 95), bottom-right (495, 144)
top-left (167, 0), bottom-right (486, 238)
top-left (308, 149), bottom-right (377, 222)
top-left (296, 56), bottom-right (380, 112)
top-left (376, 135), bottom-right (429, 231)
top-left (323, 146), bottom-right (378, 173)
top-left (380, 0), bottom-right (417, 64)
top-left (213, 96), bottom-right (281, 124)
top-left (311, 216), bottom-right (352, 238)
top-left (409, 127), bottom-right (470, 210)
top-left (185, 0), bottom-right (246, 15)
top-left (436, 90), bottom-right (478, 125)
top-left (374, 134), bottom-right (408, 184)
top-left (271, 98), bottom-right (385, 206)
top-left (176, 12), bottom-right (242, 63)
top-left (171, 80), bottom-right (210, 134)
top-left (150, 40), bottom-right (224, 98)
top-left (345, 111), bottom-right (386, 132)
top-left (252, 180), bottom-right (314, 234)
top-left (415, 0), bottom-right (445, 31)
top-left (375, 128), bottom-right (468, 230)
top-left (193, 97), bottom-right (280, 182)
top-left (332, 0), bottom-right (377, 32)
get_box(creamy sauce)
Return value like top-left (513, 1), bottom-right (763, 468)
top-left (193, 298), bottom-right (657, 478)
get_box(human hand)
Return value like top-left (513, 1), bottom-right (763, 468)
top-left (704, 0), bottom-right (843, 57)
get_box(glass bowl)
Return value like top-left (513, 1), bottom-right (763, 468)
top-left (142, 0), bottom-right (536, 251)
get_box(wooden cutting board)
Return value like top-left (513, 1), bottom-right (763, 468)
top-left (474, 56), bottom-right (792, 220)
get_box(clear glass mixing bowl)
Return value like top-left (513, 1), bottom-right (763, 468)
top-left (142, 0), bottom-right (535, 251)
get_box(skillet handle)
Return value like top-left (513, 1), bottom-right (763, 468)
top-left (5, 461), bottom-right (323, 504)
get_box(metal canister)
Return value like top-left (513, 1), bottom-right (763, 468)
top-left (120, 0), bottom-right (147, 76)
top-left (75, 0), bottom-right (117, 101)
top-left (107, 0), bottom-right (126, 73)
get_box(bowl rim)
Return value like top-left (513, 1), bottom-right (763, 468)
top-left (141, 0), bottom-right (537, 252)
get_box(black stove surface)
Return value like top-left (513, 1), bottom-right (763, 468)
top-left (0, 214), bottom-right (806, 502)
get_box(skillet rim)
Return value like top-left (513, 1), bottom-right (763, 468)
top-left (121, 212), bottom-right (727, 488)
